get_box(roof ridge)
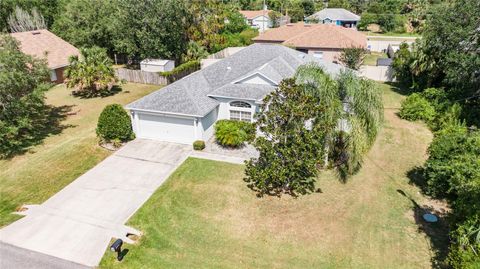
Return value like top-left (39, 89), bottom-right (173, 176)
top-left (283, 25), bottom-right (321, 44)
top-left (331, 26), bottom-right (362, 46)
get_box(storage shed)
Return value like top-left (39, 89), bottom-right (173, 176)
top-left (140, 59), bottom-right (175, 72)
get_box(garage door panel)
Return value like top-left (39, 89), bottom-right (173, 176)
top-left (137, 113), bottom-right (194, 144)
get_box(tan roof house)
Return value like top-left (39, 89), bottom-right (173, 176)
top-left (253, 22), bottom-right (366, 62)
top-left (10, 29), bottom-right (80, 84)
top-left (239, 10), bottom-right (273, 32)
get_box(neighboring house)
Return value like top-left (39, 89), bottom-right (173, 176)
top-left (126, 44), bottom-right (344, 144)
top-left (239, 10), bottom-right (273, 32)
top-left (10, 29), bottom-right (80, 84)
top-left (306, 8), bottom-right (360, 29)
top-left (140, 59), bottom-right (175, 72)
top-left (253, 23), bottom-right (367, 62)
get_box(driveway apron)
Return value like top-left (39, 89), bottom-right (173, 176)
top-left (0, 139), bottom-right (191, 267)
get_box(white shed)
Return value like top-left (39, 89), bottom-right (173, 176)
top-left (140, 59), bottom-right (175, 73)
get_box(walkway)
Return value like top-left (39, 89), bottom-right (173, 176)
top-left (0, 139), bottom-right (190, 267)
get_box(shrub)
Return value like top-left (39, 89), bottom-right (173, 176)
top-left (214, 120), bottom-right (254, 147)
top-left (159, 60), bottom-right (200, 83)
top-left (193, 140), bottom-right (205, 151)
top-left (96, 104), bottom-right (134, 143)
top-left (399, 93), bottom-right (436, 122)
top-left (448, 216), bottom-right (480, 269)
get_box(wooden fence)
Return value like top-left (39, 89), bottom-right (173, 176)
top-left (115, 68), bottom-right (168, 85)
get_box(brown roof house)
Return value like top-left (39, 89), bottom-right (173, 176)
top-left (10, 29), bottom-right (80, 84)
top-left (253, 22), bottom-right (366, 62)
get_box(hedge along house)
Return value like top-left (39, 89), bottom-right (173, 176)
top-left (306, 8), bottom-right (360, 29)
top-left (10, 29), bottom-right (80, 84)
top-left (126, 44), bottom-right (344, 144)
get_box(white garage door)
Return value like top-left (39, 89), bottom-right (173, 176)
top-left (137, 113), bottom-right (195, 144)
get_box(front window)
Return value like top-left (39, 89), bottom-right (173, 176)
top-left (50, 70), bottom-right (57, 82)
top-left (230, 110), bottom-right (252, 122)
top-left (230, 101), bottom-right (251, 108)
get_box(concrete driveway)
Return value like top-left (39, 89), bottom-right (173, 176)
top-left (0, 139), bottom-right (190, 267)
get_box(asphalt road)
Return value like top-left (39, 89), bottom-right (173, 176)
top-left (0, 242), bottom-right (89, 269)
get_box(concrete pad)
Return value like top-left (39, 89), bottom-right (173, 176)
top-left (190, 151), bottom-right (247, 164)
top-left (0, 139), bottom-right (190, 267)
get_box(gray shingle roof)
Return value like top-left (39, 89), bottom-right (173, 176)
top-left (126, 44), bottom-right (345, 117)
top-left (208, 84), bottom-right (275, 101)
top-left (307, 8), bottom-right (360, 22)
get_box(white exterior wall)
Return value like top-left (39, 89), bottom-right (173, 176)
top-left (359, 65), bottom-right (395, 82)
top-left (367, 36), bottom-right (418, 52)
top-left (131, 110), bottom-right (196, 144)
top-left (198, 107), bottom-right (219, 141)
top-left (140, 61), bottom-right (175, 72)
top-left (251, 15), bottom-right (272, 32)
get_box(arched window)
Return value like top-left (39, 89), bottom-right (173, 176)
top-left (230, 101), bottom-right (251, 108)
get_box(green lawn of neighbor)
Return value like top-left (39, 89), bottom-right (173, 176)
top-left (364, 52), bottom-right (388, 66)
top-left (101, 84), bottom-right (446, 269)
top-left (0, 83), bottom-right (159, 226)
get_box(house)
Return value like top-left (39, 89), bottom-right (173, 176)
top-left (126, 44), bottom-right (345, 144)
top-left (239, 10), bottom-right (273, 32)
top-left (10, 29), bottom-right (80, 84)
top-left (253, 23), bottom-right (367, 62)
top-left (306, 8), bottom-right (360, 29)
top-left (140, 59), bottom-right (175, 72)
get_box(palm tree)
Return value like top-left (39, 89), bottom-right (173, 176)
top-left (295, 63), bottom-right (383, 180)
top-left (64, 47), bottom-right (118, 97)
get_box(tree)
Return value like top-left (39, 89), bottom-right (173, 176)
top-left (300, 0), bottom-right (315, 16)
top-left (338, 47), bottom-right (367, 70)
top-left (51, 0), bottom-right (116, 53)
top-left (295, 65), bottom-right (383, 179)
top-left (7, 6), bottom-right (46, 33)
top-left (0, 0), bottom-right (60, 32)
top-left (245, 65), bottom-right (383, 195)
top-left (64, 47), bottom-right (118, 97)
top-left (0, 34), bottom-right (50, 157)
top-left (268, 10), bottom-right (282, 27)
top-left (224, 10), bottom-right (248, 34)
top-left (182, 41), bottom-right (209, 62)
top-left (244, 78), bottom-right (325, 196)
top-left (113, 0), bottom-right (189, 61)
top-left (186, 0), bottom-right (229, 52)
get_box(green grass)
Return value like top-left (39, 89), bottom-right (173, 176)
top-left (0, 83), bottom-right (158, 226)
top-left (364, 52), bottom-right (388, 66)
top-left (100, 84), bottom-right (440, 269)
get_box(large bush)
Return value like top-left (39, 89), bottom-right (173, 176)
top-left (399, 93), bottom-right (436, 122)
top-left (214, 120), bottom-right (254, 147)
top-left (96, 104), bottom-right (134, 142)
top-left (424, 128), bottom-right (480, 212)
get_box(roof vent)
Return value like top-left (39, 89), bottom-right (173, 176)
top-left (227, 66), bottom-right (232, 70)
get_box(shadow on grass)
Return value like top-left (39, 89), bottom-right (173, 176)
top-left (72, 85), bottom-right (122, 99)
top-left (385, 82), bottom-right (415, 96)
top-left (397, 188), bottom-right (451, 269)
top-left (407, 166), bottom-right (430, 195)
top-left (1, 104), bottom-right (76, 159)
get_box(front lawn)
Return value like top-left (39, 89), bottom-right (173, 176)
top-left (100, 84), bottom-right (443, 268)
top-left (0, 83), bottom-right (158, 226)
